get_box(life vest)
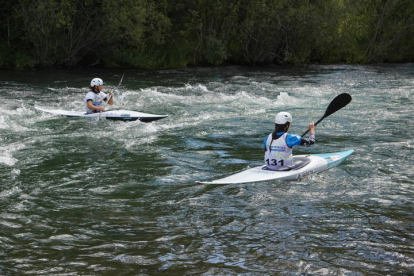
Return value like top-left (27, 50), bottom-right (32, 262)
top-left (264, 133), bottom-right (293, 170)
top-left (84, 91), bottom-right (106, 114)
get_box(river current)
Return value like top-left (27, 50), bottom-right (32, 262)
top-left (0, 65), bottom-right (413, 275)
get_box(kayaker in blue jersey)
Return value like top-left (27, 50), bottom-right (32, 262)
top-left (264, 112), bottom-right (315, 170)
top-left (84, 78), bottom-right (114, 114)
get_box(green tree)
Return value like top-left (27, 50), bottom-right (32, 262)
top-left (16, 0), bottom-right (105, 67)
top-left (1, 0), bottom-right (414, 68)
top-left (339, 0), bottom-right (414, 63)
top-left (101, 0), bottom-right (174, 68)
top-left (165, 0), bottom-right (239, 65)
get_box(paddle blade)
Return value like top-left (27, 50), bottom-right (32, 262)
top-left (301, 93), bottom-right (352, 137)
top-left (323, 93), bottom-right (352, 119)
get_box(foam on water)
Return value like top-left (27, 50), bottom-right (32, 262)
top-left (22, 84), bottom-right (301, 155)
top-left (0, 143), bottom-right (26, 166)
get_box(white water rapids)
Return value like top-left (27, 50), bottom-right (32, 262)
top-left (0, 65), bottom-right (413, 275)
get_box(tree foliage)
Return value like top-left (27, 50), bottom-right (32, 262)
top-left (1, 0), bottom-right (413, 68)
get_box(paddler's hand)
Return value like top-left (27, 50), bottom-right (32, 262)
top-left (106, 90), bottom-right (114, 105)
top-left (97, 106), bottom-right (105, 111)
top-left (308, 123), bottom-right (315, 135)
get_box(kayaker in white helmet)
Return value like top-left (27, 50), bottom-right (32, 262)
top-left (84, 78), bottom-right (114, 114)
top-left (264, 112), bottom-right (315, 170)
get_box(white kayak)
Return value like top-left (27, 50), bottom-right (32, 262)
top-left (35, 107), bottom-right (168, 122)
top-left (200, 150), bottom-right (354, 184)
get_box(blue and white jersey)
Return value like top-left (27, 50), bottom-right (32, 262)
top-left (264, 132), bottom-right (300, 169)
top-left (84, 91), bottom-right (107, 113)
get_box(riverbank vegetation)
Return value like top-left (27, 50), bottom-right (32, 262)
top-left (1, 0), bottom-right (413, 69)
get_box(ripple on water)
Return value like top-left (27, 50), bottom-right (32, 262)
top-left (1, 65), bottom-right (414, 275)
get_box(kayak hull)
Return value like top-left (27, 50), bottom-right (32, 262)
top-left (200, 150), bottom-right (354, 184)
top-left (35, 107), bottom-right (168, 122)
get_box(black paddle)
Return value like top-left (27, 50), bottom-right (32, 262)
top-left (301, 93), bottom-right (352, 137)
top-left (98, 73), bottom-right (125, 120)
top-left (105, 73), bottom-right (124, 105)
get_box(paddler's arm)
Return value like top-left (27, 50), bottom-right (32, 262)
top-left (300, 123), bottom-right (315, 146)
top-left (286, 123), bottom-right (315, 147)
top-left (104, 91), bottom-right (114, 105)
top-left (86, 100), bottom-right (105, 111)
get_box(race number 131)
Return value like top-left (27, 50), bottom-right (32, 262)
top-left (266, 159), bottom-right (284, 166)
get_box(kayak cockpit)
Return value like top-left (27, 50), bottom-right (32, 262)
top-left (262, 156), bottom-right (311, 172)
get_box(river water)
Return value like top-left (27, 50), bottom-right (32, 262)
top-left (0, 64), bottom-right (413, 275)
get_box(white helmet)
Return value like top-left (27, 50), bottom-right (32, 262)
top-left (275, 112), bottom-right (292, 124)
top-left (90, 78), bottom-right (104, 87)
